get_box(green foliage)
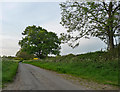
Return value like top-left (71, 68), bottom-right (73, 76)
top-left (19, 25), bottom-right (61, 58)
top-left (60, 1), bottom-right (120, 49)
top-left (2, 59), bottom-right (18, 85)
top-left (5, 56), bottom-right (15, 60)
top-left (16, 50), bottom-right (34, 60)
top-left (104, 44), bottom-right (119, 60)
top-left (24, 51), bottom-right (119, 86)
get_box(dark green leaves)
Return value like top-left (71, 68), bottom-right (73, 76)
top-left (19, 25), bottom-right (61, 58)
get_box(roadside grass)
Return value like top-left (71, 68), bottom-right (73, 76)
top-left (2, 59), bottom-right (19, 86)
top-left (24, 51), bottom-right (119, 86)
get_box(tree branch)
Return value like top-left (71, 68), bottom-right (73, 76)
top-left (112, 4), bottom-right (120, 15)
top-left (113, 24), bottom-right (120, 33)
top-left (102, 2), bottom-right (109, 14)
top-left (88, 15), bottom-right (106, 25)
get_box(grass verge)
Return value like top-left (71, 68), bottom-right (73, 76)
top-left (24, 51), bottom-right (119, 86)
top-left (2, 59), bottom-right (19, 87)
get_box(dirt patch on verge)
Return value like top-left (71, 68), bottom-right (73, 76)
top-left (56, 73), bottom-right (118, 90)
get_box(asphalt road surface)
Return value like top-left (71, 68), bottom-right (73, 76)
top-left (4, 63), bottom-right (90, 90)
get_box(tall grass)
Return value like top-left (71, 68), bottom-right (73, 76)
top-left (2, 59), bottom-right (18, 86)
top-left (24, 51), bottom-right (119, 86)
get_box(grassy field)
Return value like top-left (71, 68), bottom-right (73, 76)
top-left (2, 59), bottom-right (19, 86)
top-left (24, 51), bottom-right (119, 86)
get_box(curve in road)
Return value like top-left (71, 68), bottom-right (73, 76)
top-left (4, 63), bottom-right (90, 90)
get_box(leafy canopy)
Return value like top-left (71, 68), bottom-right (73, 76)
top-left (19, 25), bottom-right (61, 58)
top-left (60, 1), bottom-right (120, 49)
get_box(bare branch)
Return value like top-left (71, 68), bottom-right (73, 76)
top-left (102, 2), bottom-right (109, 14)
top-left (112, 4), bottom-right (120, 15)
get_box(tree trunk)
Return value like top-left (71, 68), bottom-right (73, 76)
top-left (108, 33), bottom-right (114, 50)
top-left (38, 54), bottom-right (45, 59)
top-left (108, 2), bottom-right (114, 50)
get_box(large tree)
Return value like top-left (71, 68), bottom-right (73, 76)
top-left (60, 1), bottom-right (120, 50)
top-left (19, 25), bottom-right (61, 58)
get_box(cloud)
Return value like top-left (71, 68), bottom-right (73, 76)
top-left (0, 19), bottom-right (107, 56)
top-left (0, 3), bottom-right (2, 28)
top-left (60, 37), bottom-right (107, 55)
top-left (39, 21), bottom-right (107, 55)
top-left (0, 2), bottom-right (107, 56)
top-left (2, 2), bottom-right (19, 9)
top-left (1, 38), bottom-right (20, 56)
top-left (40, 20), bottom-right (107, 55)
top-left (40, 21), bottom-right (67, 37)
top-left (0, 33), bottom-right (22, 56)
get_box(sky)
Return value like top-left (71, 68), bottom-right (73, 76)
top-left (0, 1), bottom-right (107, 56)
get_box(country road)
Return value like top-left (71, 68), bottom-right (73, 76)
top-left (4, 63), bottom-right (91, 90)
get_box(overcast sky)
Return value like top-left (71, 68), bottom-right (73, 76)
top-left (0, 1), bottom-right (107, 56)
